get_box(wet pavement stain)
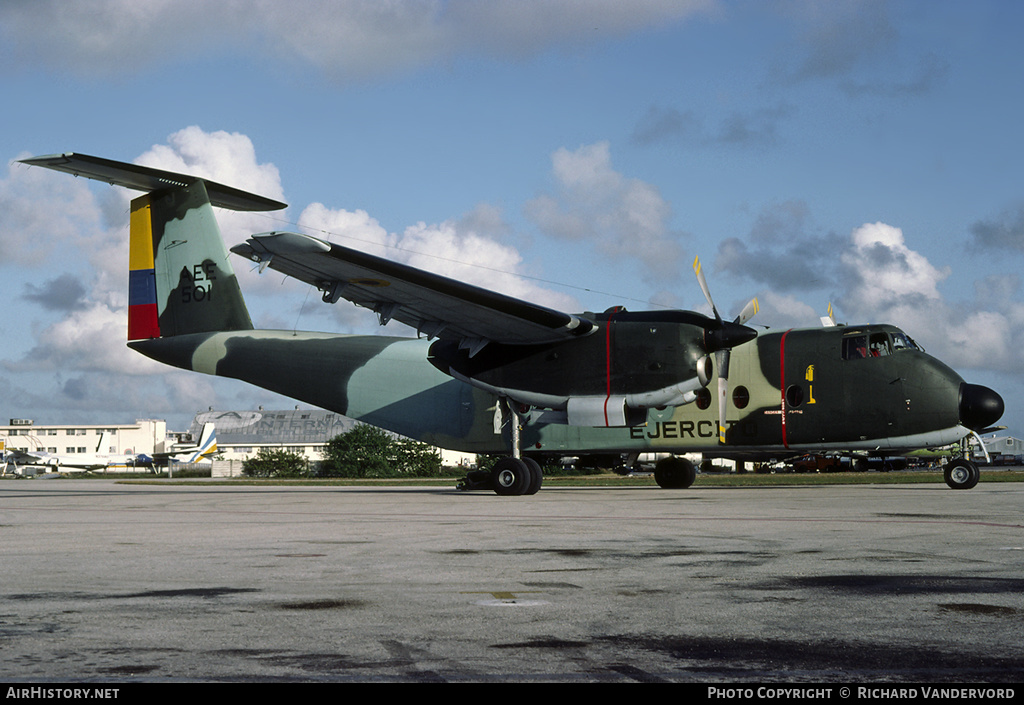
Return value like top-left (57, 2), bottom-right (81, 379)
top-left (6, 587), bottom-right (260, 601)
top-left (491, 638), bottom-right (590, 649)
top-left (276, 599), bottom-right (366, 610)
top-left (763, 574), bottom-right (1024, 595)
top-left (937, 603), bottom-right (1018, 616)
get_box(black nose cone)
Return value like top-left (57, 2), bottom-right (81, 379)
top-left (706, 321), bottom-right (758, 352)
top-left (959, 383), bottom-right (1004, 431)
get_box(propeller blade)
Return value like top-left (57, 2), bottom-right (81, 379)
top-left (692, 257), bottom-right (761, 444)
top-left (692, 256), bottom-right (721, 323)
top-left (716, 349), bottom-right (731, 444)
top-left (735, 297), bottom-right (759, 325)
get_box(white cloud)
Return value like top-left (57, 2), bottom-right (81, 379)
top-left (296, 200), bottom-right (579, 316)
top-left (136, 127), bottom-right (288, 253)
top-left (839, 222), bottom-right (949, 313)
top-left (0, 156), bottom-right (105, 266)
top-left (297, 202), bottom-right (395, 258)
top-left (137, 127), bottom-right (285, 205)
top-left (0, 0), bottom-right (716, 80)
top-left (748, 290), bottom-right (820, 331)
top-left (396, 218), bottom-right (577, 313)
top-left (526, 141), bottom-right (685, 282)
top-left (835, 221), bottom-right (1024, 374)
top-left (5, 303), bottom-right (163, 376)
top-left (709, 213), bottom-right (1024, 376)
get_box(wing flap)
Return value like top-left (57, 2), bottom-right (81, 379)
top-left (232, 231), bottom-right (595, 346)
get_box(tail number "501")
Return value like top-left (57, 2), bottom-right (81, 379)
top-left (182, 263), bottom-right (216, 303)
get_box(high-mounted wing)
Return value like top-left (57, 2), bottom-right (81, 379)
top-left (231, 231), bottom-right (595, 353)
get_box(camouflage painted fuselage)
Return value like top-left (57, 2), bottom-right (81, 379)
top-left (129, 321), bottom-right (973, 457)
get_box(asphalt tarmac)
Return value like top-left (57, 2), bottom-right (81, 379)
top-left (2, 478), bottom-right (1022, 683)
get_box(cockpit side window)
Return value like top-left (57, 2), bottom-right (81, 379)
top-left (842, 334), bottom-right (868, 360)
top-left (868, 332), bottom-right (891, 357)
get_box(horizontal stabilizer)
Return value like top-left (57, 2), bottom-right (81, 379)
top-left (19, 152), bottom-right (287, 212)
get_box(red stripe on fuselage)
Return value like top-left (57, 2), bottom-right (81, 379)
top-left (603, 308), bottom-right (624, 427)
top-left (780, 329), bottom-right (791, 448)
top-left (604, 312), bottom-right (614, 426)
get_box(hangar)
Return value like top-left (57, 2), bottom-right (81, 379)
top-left (188, 408), bottom-right (475, 476)
top-left (981, 435), bottom-right (1024, 465)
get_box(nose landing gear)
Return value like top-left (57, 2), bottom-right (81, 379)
top-left (943, 458), bottom-right (980, 490)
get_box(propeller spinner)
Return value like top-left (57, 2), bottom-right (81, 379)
top-left (693, 256), bottom-right (759, 443)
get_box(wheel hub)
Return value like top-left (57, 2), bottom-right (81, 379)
top-left (496, 469), bottom-right (517, 488)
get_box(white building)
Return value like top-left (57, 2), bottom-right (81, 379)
top-left (1, 418), bottom-right (168, 472)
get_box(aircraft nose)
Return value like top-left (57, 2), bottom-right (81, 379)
top-left (959, 383), bottom-right (1004, 431)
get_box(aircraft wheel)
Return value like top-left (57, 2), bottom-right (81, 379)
top-left (654, 456), bottom-right (697, 489)
top-left (522, 457), bottom-right (544, 495)
top-left (492, 457), bottom-right (532, 496)
top-left (944, 459), bottom-right (979, 490)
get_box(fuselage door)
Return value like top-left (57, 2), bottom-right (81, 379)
top-left (779, 328), bottom-right (841, 446)
top-left (839, 329), bottom-right (906, 440)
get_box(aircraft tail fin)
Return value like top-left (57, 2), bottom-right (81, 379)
top-left (19, 153), bottom-right (287, 340)
top-left (128, 183), bottom-right (255, 339)
top-left (193, 423), bottom-right (217, 460)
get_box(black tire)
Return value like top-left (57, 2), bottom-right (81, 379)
top-left (492, 457), bottom-right (532, 496)
top-left (944, 459), bottom-right (980, 490)
top-left (653, 456), bottom-right (697, 489)
top-left (522, 457), bottom-right (543, 495)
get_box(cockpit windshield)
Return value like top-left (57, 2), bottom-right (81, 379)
top-left (890, 330), bottom-right (921, 352)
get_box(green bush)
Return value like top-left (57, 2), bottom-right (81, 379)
top-left (319, 425), bottom-right (442, 478)
top-left (242, 447), bottom-right (310, 478)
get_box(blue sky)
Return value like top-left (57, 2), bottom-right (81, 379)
top-left (2, 0), bottom-right (1024, 436)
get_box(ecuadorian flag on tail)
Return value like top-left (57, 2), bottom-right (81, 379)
top-left (128, 195), bottom-right (161, 340)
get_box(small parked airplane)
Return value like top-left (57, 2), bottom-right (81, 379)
top-left (152, 423), bottom-right (217, 465)
top-left (5, 432), bottom-right (148, 472)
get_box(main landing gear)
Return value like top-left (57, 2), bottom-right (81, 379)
top-left (457, 399), bottom-right (543, 496)
top-left (457, 455), bottom-right (544, 495)
top-left (653, 456), bottom-right (697, 489)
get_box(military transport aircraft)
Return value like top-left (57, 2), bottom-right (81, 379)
top-left (20, 152), bottom-right (1005, 494)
